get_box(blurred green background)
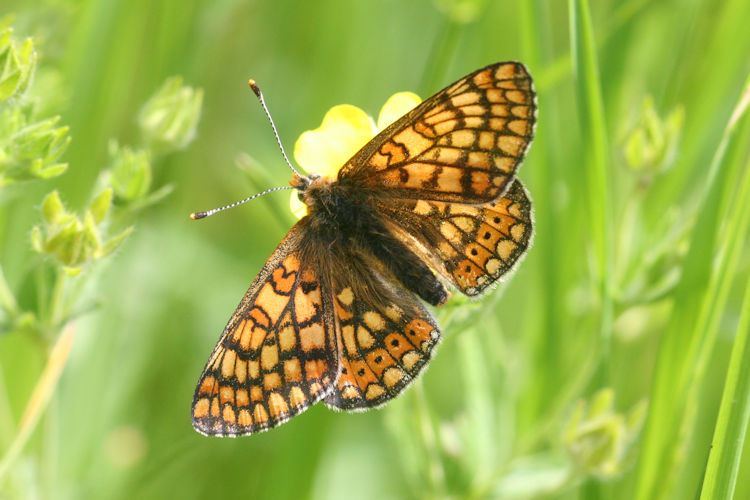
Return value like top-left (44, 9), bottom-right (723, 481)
top-left (1, 0), bottom-right (750, 498)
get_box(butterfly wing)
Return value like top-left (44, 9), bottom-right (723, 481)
top-left (191, 223), bottom-right (338, 436)
top-left (338, 61), bottom-right (536, 204)
top-left (322, 248), bottom-right (440, 411)
top-left (377, 179), bottom-right (533, 296)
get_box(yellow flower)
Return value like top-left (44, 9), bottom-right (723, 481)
top-left (290, 92), bottom-right (421, 218)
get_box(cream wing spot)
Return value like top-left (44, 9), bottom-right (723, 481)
top-left (486, 258), bottom-right (502, 275)
top-left (299, 323), bottom-right (325, 351)
top-left (337, 287), bottom-right (354, 306)
top-left (260, 343), bottom-right (279, 371)
top-left (450, 91), bottom-right (482, 107)
top-left (221, 349), bottom-right (237, 379)
top-left (363, 311), bottom-right (386, 331)
top-left (413, 200), bottom-right (433, 215)
top-left (356, 325), bottom-right (376, 349)
top-left (235, 358), bottom-right (248, 383)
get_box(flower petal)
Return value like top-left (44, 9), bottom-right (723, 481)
top-left (293, 104), bottom-right (376, 176)
top-left (377, 92), bottom-right (421, 131)
top-left (289, 191), bottom-right (308, 218)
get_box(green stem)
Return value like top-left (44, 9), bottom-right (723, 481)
top-left (0, 366), bottom-right (15, 449)
top-left (0, 265), bottom-right (19, 317)
top-left (0, 324), bottom-right (75, 484)
top-left (48, 268), bottom-right (68, 336)
top-left (35, 265), bottom-right (49, 328)
top-left (413, 379), bottom-right (446, 496)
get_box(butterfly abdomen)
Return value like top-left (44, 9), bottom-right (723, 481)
top-left (302, 176), bottom-right (448, 307)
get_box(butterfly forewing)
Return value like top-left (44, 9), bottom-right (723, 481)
top-left (191, 225), bottom-right (338, 436)
top-left (339, 62), bottom-right (536, 204)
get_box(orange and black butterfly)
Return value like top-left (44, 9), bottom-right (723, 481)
top-left (192, 61), bottom-right (536, 436)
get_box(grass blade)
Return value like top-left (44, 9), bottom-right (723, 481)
top-left (698, 79), bottom-right (750, 500)
top-left (568, 0), bottom-right (614, 386)
top-left (700, 250), bottom-right (750, 498)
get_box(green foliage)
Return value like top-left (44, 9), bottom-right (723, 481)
top-left (0, 1), bottom-right (749, 499)
top-left (0, 23), bottom-right (69, 185)
top-left (138, 76), bottom-right (203, 154)
top-left (0, 17), bottom-right (202, 496)
top-left (30, 189), bottom-right (132, 273)
top-left (106, 141), bottom-right (152, 202)
top-left (0, 24), bottom-right (36, 102)
top-left (620, 97), bottom-right (684, 175)
top-left (563, 388), bottom-right (646, 478)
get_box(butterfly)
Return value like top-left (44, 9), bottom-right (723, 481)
top-left (192, 61), bottom-right (537, 436)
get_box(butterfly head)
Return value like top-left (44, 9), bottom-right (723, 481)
top-left (290, 172), bottom-right (321, 193)
top-left (290, 172), bottom-right (347, 218)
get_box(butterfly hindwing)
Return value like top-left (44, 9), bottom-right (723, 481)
top-left (191, 225), bottom-right (338, 436)
top-left (339, 61), bottom-right (536, 204)
top-left (323, 252), bottom-right (440, 411)
top-left (377, 179), bottom-right (533, 296)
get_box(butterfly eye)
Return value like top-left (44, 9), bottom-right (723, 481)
top-left (297, 192), bottom-right (305, 202)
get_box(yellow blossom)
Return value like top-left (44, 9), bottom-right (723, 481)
top-left (290, 92), bottom-right (421, 218)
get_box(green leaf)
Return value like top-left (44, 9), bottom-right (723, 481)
top-left (0, 70), bottom-right (21, 101)
top-left (700, 271), bottom-right (750, 499)
top-left (30, 225), bottom-right (44, 253)
top-left (108, 144), bottom-right (152, 202)
top-left (89, 188), bottom-right (113, 224)
top-left (99, 226), bottom-right (134, 258)
top-left (40, 190), bottom-right (66, 225)
top-left (44, 219), bottom-right (83, 267)
top-left (82, 212), bottom-right (103, 256)
top-left (34, 162), bottom-right (68, 179)
top-left (0, 29), bottom-right (36, 102)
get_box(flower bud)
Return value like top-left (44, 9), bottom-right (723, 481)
top-left (0, 110), bottom-right (70, 184)
top-left (138, 76), bottom-right (203, 154)
top-left (433, 0), bottom-right (487, 24)
top-left (620, 96), bottom-right (684, 174)
top-left (31, 190), bottom-right (133, 272)
top-left (107, 140), bottom-right (152, 202)
top-left (563, 388), bottom-right (647, 478)
top-left (0, 26), bottom-right (37, 102)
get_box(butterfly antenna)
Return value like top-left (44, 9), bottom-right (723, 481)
top-left (248, 79), bottom-right (302, 177)
top-left (190, 78), bottom-right (305, 220)
top-left (190, 185), bottom-right (294, 220)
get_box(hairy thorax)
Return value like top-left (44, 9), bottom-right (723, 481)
top-left (291, 173), bottom-right (448, 306)
top-left (293, 174), bottom-right (371, 237)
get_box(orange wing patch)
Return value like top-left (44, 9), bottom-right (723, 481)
top-left (324, 264), bottom-right (440, 411)
top-left (192, 226), bottom-right (337, 436)
top-left (339, 62), bottom-right (536, 204)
